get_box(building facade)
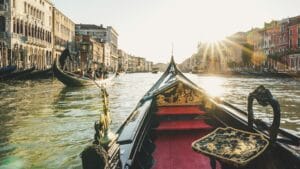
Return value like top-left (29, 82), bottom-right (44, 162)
top-left (53, 7), bottom-right (75, 59)
top-left (75, 24), bottom-right (118, 71)
top-left (0, 0), bottom-right (54, 70)
top-left (287, 17), bottom-right (300, 71)
top-left (137, 57), bottom-right (145, 72)
top-left (127, 55), bottom-right (138, 72)
top-left (75, 35), bottom-right (105, 72)
top-left (117, 49), bottom-right (128, 72)
top-left (144, 61), bottom-right (153, 72)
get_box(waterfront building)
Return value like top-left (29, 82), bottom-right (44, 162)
top-left (0, 0), bottom-right (54, 70)
top-left (181, 15), bottom-right (300, 73)
top-left (126, 55), bottom-right (152, 72)
top-left (75, 24), bottom-right (118, 71)
top-left (127, 55), bottom-right (139, 72)
top-left (137, 57), bottom-right (146, 72)
top-left (277, 19), bottom-right (290, 53)
top-left (179, 57), bottom-right (192, 72)
top-left (287, 16), bottom-right (300, 71)
top-left (153, 63), bottom-right (167, 72)
top-left (247, 28), bottom-right (264, 52)
top-left (53, 7), bottom-right (75, 71)
top-left (262, 21), bottom-right (281, 69)
top-left (118, 49), bottom-right (128, 72)
top-left (102, 42), bottom-right (111, 70)
top-left (225, 33), bottom-right (248, 70)
top-left (75, 35), bottom-right (104, 72)
top-left (144, 61), bottom-right (153, 72)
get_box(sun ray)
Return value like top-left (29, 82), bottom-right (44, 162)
top-left (201, 43), bottom-right (210, 69)
top-left (223, 38), bottom-right (254, 56)
top-left (215, 42), bottom-right (226, 71)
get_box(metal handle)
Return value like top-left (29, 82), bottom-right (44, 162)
top-left (247, 85), bottom-right (281, 143)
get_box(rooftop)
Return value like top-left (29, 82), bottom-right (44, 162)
top-left (75, 24), bottom-right (106, 30)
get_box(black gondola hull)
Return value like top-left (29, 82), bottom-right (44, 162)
top-left (83, 57), bottom-right (300, 169)
top-left (0, 67), bottom-right (35, 81)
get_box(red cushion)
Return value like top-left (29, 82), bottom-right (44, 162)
top-left (155, 119), bottom-right (212, 131)
top-left (157, 106), bottom-right (206, 116)
top-left (153, 132), bottom-right (221, 169)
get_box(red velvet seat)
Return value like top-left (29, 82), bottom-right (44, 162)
top-left (155, 119), bottom-right (213, 131)
top-left (152, 132), bottom-right (221, 169)
top-left (152, 106), bottom-right (218, 168)
top-left (157, 106), bottom-right (206, 116)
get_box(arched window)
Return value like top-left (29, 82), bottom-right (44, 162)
top-left (13, 18), bottom-right (16, 33)
top-left (28, 24), bottom-right (31, 36)
top-left (39, 28), bottom-right (42, 40)
top-left (31, 25), bottom-right (34, 38)
top-left (37, 27), bottom-right (40, 39)
top-left (20, 20), bottom-right (23, 34)
top-left (34, 25), bottom-right (37, 38)
top-left (45, 31), bottom-right (48, 41)
top-left (24, 22), bottom-right (28, 36)
top-left (0, 16), bottom-right (5, 32)
top-left (16, 19), bottom-right (20, 34)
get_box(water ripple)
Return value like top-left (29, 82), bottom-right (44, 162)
top-left (0, 74), bottom-right (299, 168)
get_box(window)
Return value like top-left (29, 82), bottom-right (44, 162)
top-left (13, 0), bottom-right (15, 8)
top-left (24, 2), bottom-right (27, 13)
top-left (0, 16), bottom-right (5, 32)
top-left (25, 22), bottom-right (27, 36)
top-left (20, 20), bottom-right (23, 34)
top-left (49, 16), bottom-right (52, 26)
top-left (0, 0), bottom-right (4, 5)
top-left (298, 38), bottom-right (300, 48)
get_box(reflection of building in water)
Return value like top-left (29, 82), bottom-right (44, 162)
top-left (0, 0), bottom-right (54, 70)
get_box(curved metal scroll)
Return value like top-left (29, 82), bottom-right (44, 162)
top-left (247, 85), bottom-right (281, 143)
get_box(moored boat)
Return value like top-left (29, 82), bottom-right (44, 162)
top-left (0, 65), bottom-right (17, 76)
top-left (0, 66), bottom-right (35, 81)
top-left (17, 67), bottom-right (53, 80)
top-left (152, 67), bottom-right (159, 74)
top-left (81, 56), bottom-right (300, 169)
top-left (53, 49), bottom-right (116, 87)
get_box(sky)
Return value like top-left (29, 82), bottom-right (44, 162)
top-left (53, 0), bottom-right (300, 63)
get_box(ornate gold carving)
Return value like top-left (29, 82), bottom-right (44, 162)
top-left (98, 87), bottom-right (116, 147)
top-left (192, 127), bottom-right (269, 167)
top-left (156, 82), bottom-right (204, 106)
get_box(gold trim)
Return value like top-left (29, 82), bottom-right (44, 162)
top-left (156, 82), bottom-right (206, 106)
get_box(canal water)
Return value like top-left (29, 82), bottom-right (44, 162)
top-left (0, 73), bottom-right (299, 169)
